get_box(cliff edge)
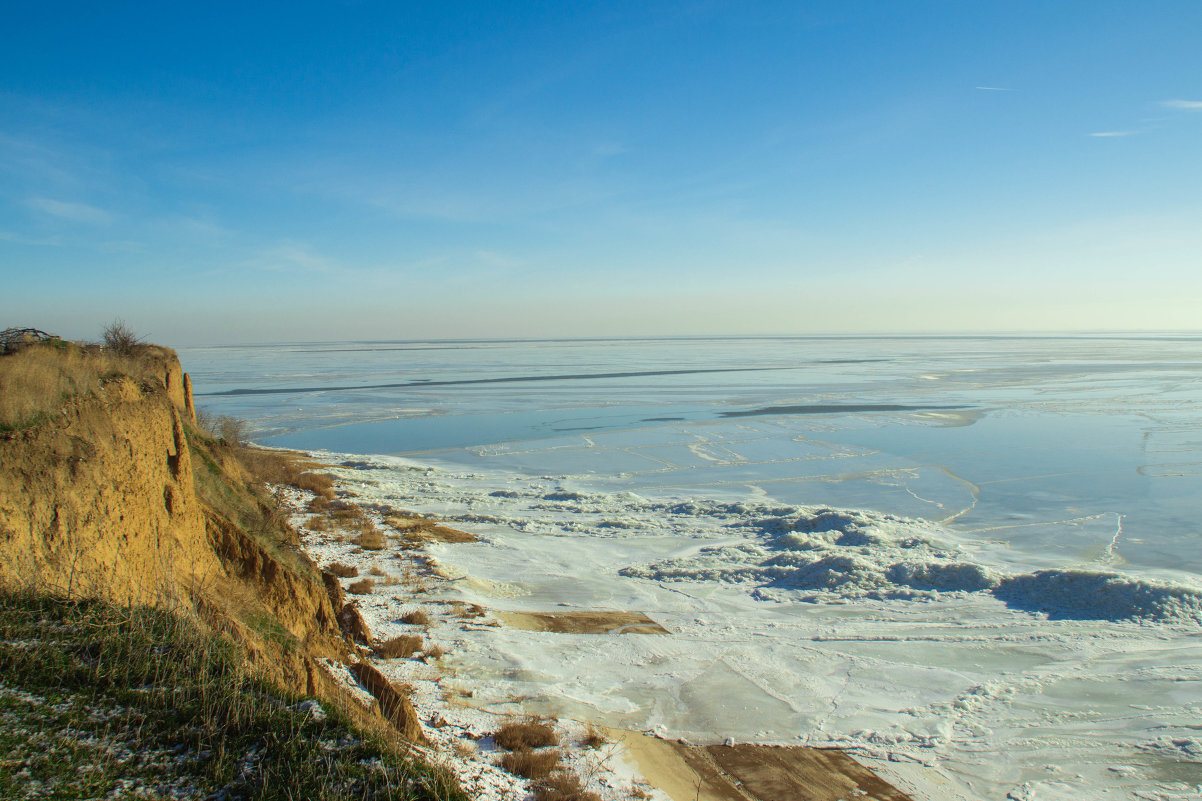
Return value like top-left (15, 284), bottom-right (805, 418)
top-left (0, 335), bottom-right (448, 799)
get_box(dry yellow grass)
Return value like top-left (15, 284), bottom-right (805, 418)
top-left (494, 719), bottom-right (559, 751)
top-left (326, 563), bottom-right (358, 578)
top-left (580, 724), bottom-right (608, 749)
top-left (450, 601), bottom-right (486, 619)
top-left (0, 340), bottom-right (154, 431)
top-left (356, 529), bottom-right (387, 550)
top-left (532, 771), bottom-right (601, 801)
top-left (231, 447), bottom-right (333, 496)
top-left (500, 749), bottom-right (561, 780)
top-left (347, 578), bottom-right (375, 595)
top-left (375, 635), bottom-right (422, 659)
top-left (400, 610), bottom-right (430, 626)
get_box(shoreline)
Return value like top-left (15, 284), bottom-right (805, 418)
top-left (274, 443), bottom-right (1202, 801)
top-left (281, 472), bottom-right (918, 801)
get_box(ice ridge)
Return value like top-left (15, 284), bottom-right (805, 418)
top-left (617, 504), bottom-right (1202, 624)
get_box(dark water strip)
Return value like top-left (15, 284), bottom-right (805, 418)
top-left (721, 403), bottom-right (967, 418)
top-left (200, 366), bottom-right (782, 397)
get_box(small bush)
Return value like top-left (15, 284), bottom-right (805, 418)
top-left (375, 635), bottom-right (422, 659)
top-left (401, 610), bottom-right (431, 626)
top-left (214, 414), bottom-right (248, 445)
top-left (326, 563), bottom-right (358, 578)
top-left (369, 566), bottom-right (386, 577)
top-left (347, 579), bottom-right (375, 595)
top-left (422, 644), bottom-right (446, 661)
top-left (500, 749), bottom-right (561, 780)
top-left (494, 719), bottom-right (559, 751)
top-left (101, 318), bottom-right (144, 356)
top-left (533, 771), bottom-right (602, 801)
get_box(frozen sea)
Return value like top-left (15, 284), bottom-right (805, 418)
top-left (182, 336), bottom-right (1202, 801)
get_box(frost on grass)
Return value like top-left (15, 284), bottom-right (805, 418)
top-left (0, 591), bottom-right (465, 801)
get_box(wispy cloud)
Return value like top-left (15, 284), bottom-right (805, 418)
top-left (253, 241), bottom-right (337, 273)
top-left (1161, 99), bottom-right (1202, 110)
top-left (0, 230), bottom-right (64, 247)
top-left (473, 250), bottom-right (524, 268)
top-left (593, 142), bottom-right (628, 157)
top-left (975, 86), bottom-right (1012, 91)
top-left (25, 197), bottom-right (113, 225)
top-left (1089, 130), bottom-right (1137, 138)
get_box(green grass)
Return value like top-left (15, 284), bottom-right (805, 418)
top-left (0, 590), bottom-right (466, 800)
top-left (187, 436), bottom-right (317, 582)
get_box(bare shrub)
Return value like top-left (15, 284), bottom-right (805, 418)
top-left (347, 579), bottom-right (375, 595)
top-left (308, 495), bottom-right (330, 513)
top-left (326, 563), bottom-right (358, 578)
top-left (421, 644), bottom-right (445, 661)
top-left (101, 318), bottom-right (144, 356)
top-left (375, 635), bottom-right (422, 659)
top-left (213, 415), bottom-right (247, 445)
top-left (533, 771), bottom-right (602, 801)
top-left (500, 749), bottom-right (561, 779)
top-left (453, 739), bottom-right (477, 759)
top-left (400, 610), bottom-right (430, 626)
top-left (0, 327), bottom-right (56, 355)
top-left (494, 719), bottom-right (558, 751)
top-left (193, 406), bottom-right (216, 432)
top-left (368, 566), bottom-right (386, 577)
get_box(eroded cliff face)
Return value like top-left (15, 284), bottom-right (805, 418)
top-left (1, 349), bottom-right (339, 683)
top-left (0, 344), bottom-right (428, 742)
top-left (0, 350), bottom-right (212, 603)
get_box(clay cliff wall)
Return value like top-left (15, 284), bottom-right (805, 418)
top-left (0, 344), bottom-right (420, 739)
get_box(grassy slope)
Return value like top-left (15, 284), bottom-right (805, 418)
top-left (0, 339), bottom-right (466, 800)
top-left (0, 592), bottom-right (462, 800)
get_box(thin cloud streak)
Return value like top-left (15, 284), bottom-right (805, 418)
top-left (1161, 99), bottom-right (1202, 110)
top-left (25, 197), bottom-right (113, 225)
top-left (975, 86), bottom-right (1012, 91)
top-left (1089, 131), bottom-right (1136, 137)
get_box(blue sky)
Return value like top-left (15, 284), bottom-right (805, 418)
top-left (2, 1), bottom-right (1200, 344)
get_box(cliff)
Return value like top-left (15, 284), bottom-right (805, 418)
top-left (0, 338), bottom-right (431, 763)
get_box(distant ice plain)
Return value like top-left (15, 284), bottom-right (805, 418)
top-left (184, 336), bottom-right (1202, 801)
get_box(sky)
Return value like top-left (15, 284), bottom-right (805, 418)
top-left (2, 1), bottom-right (1201, 344)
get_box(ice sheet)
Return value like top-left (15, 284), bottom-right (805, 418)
top-left (180, 336), bottom-right (1202, 800)
top-left (315, 452), bottom-right (1202, 800)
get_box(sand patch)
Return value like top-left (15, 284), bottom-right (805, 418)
top-left (610, 730), bottom-right (912, 801)
top-left (496, 610), bottom-right (669, 635)
top-left (384, 514), bottom-right (478, 543)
